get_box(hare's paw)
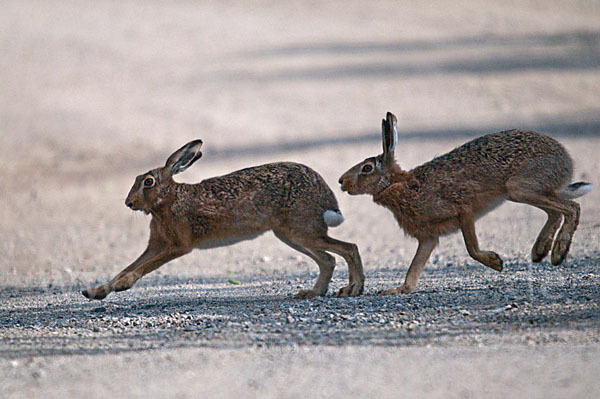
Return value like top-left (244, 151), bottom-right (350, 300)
top-left (294, 289), bottom-right (322, 299)
top-left (481, 251), bottom-right (503, 272)
top-left (112, 275), bottom-right (136, 292)
top-left (337, 282), bottom-right (364, 297)
top-left (82, 285), bottom-right (109, 300)
top-left (378, 284), bottom-right (413, 295)
top-left (551, 237), bottom-right (571, 265)
top-left (532, 237), bottom-right (553, 263)
top-left (532, 231), bottom-right (555, 263)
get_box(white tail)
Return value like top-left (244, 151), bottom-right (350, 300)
top-left (323, 210), bottom-right (344, 227)
top-left (559, 182), bottom-right (592, 199)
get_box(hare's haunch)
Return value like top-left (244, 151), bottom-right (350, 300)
top-left (339, 112), bottom-right (592, 295)
top-left (83, 140), bottom-right (364, 300)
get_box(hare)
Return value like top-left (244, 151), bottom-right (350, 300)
top-left (82, 139), bottom-right (364, 300)
top-left (339, 112), bottom-right (592, 295)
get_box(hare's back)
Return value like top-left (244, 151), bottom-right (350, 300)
top-left (201, 162), bottom-right (339, 212)
top-left (414, 129), bottom-right (572, 184)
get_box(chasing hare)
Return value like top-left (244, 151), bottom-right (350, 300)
top-left (339, 112), bottom-right (591, 295)
top-left (83, 140), bottom-right (364, 300)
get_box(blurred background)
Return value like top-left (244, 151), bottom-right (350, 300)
top-left (1, 0), bottom-right (599, 289)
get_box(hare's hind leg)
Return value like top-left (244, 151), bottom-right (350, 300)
top-left (275, 231), bottom-right (364, 298)
top-left (274, 231), bottom-right (336, 298)
top-left (551, 200), bottom-right (580, 265)
top-left (312, 236), bottom-right (364, 297)
top-left (531, 210), bottom-right (563, 263)
top-left (507, 185), bottom-right (580, 265)
top-left (379, 237), bottom-right (438, 295)
top-left (458, 213), bottom-right (503, 271)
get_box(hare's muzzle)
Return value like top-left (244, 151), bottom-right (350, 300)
top-left (125, 199), bottom-right (147, 213)
top-left (339, 176), bottom-right (351, 193)
top-left (338, 177), bottom-right (346, 191)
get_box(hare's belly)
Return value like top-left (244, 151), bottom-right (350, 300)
top-left (193, 231), bottom-right (266, 249)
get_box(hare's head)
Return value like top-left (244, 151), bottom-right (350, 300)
top-left (339, 112), bottom-right (400, 195)
top-left (125, 140), bottom-right (203, 214)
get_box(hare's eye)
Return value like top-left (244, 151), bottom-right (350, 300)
top-left (143, 177), bottom-right (155, 187)
top-left (361, 164), bottom-right (374, 174)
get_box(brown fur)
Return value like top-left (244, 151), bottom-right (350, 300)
top-left (83, 140), bottom-right (364, 300)
top-left (339, 112), bottom-right (590, 295)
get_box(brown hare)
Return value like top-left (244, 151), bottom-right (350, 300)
top-left (339, 112), bottom-right (592, 295)
top-left (83, 139), bottom-right (364, 300)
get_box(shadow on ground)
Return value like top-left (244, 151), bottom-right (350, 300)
top-left (219, 30), bottom-right (600, 81)
top-left (242, 30), bottom-right (600, 58)
top-left (206, 118), bottom-right (600, 162)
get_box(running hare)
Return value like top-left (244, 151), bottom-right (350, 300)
top-left (83, 140), bottom-right (364, 300)
top-left (339, 112), bottom-right (591, 295)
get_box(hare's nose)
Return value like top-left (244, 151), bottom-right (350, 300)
top-left (338, 177), bottom-right (344, 184)
top-left (126, 200), bottom-right (134, 209)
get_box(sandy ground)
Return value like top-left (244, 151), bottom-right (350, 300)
top-left (1, 1), bottom-right (599, 398)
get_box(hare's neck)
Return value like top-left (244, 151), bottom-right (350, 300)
top-left (375, 163), bottom-right (408, 195)
top-left (149, 184), bottom-right (178, 218)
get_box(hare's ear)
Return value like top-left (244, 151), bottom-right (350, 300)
top-left (164, 139), bottom-right (203, 176)
top-left (381, 112), bottom-right (398, 164)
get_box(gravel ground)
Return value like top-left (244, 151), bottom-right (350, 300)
top-left (2, 259), bottom-right (600, 357)
top-left (1, 0), bottom-right (599, 397)
top-left (2, 258), bottom-right (599, 398)
top-left (2, 235), bottom-right (599, 398)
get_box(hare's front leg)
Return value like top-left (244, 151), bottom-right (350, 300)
top-left (459, 213), bottom-right (503, 271)
top-left (82, 241), bottom-right (188, 300)
top-left (379, 237), bottom-right (438, 295)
